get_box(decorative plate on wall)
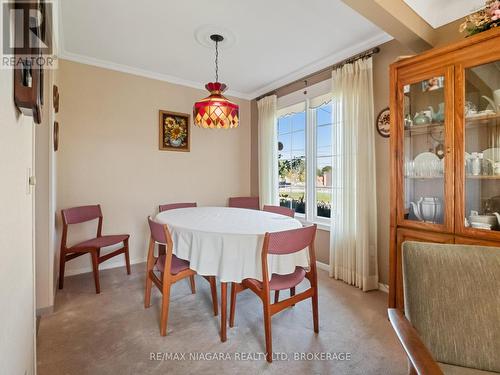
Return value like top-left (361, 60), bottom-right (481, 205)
top-left (53, 85), bottom-right (59, 113)
top-left (376, 107), bottom-right (390, 138)
top-left (53, 121), bottom-right (59, 151)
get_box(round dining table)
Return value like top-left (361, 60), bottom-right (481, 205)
top-left (155, 206), bottom-right (309, 341)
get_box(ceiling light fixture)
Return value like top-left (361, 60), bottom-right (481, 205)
top-left (193, 34), bottom-right (239, 129)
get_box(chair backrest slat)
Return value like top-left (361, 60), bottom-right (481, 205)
top-left (148, 217), bottom-right (168, 244)
top-left (62, 205), bottom-right (102, 225)
top-left (228, 196), bottom-right (260, 210)
top-left (159, 202), bottom-right (197, 212)
top-left (263, 205), bottom-right (295, 218)
top-left (266, 225), bottom-right (316, 255)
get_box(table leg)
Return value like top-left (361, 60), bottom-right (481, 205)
top-left (220, 282), bottom-right (227, 342)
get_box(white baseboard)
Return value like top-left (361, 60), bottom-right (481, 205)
top-left (68, 260), bottom-right (333, 276)
top-left (378, 283), bottom-right (389, 293)
top-left (64, 257), bottom-right (145, 277)
top-left (36, 305), bottom-right (54, 317)
top-left (312, 261), bottom-right (388, 293)
top-left (316, 261), bottom-right (330, 272)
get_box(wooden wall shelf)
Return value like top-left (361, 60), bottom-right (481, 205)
top-left (405, 123), bottom-right (444, 136)
top-left (406, 176), bottom-right (444, 179)
top-left (466, 175), bottom-right (500, 180)
top-left (465, 113), bottom-right (500, 124)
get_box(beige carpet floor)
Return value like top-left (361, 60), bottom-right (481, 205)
top-left (37, 263), bottom-right (407, 375)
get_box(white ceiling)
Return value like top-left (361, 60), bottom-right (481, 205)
top-left (403, 0), bottom-right (484, 28)
top-left (58, 0), bottom-right (391, 99)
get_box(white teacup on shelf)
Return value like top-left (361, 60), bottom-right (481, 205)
top-left (494, 162), bottom-right (500, 175)
top-left (471, 222), bottom-right (492, 230)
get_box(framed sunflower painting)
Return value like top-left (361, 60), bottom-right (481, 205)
top-left (159, 110), bottom-right (190, 152)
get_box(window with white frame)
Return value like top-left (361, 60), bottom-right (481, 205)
top-left (277, 110), bottom-right (307, 215)
top-left (313, 102), bottom-right (333, 220)
top-left (277, 90), bottom-right (334, 226)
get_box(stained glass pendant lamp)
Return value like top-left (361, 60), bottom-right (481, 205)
top-left (193, 34), bottom-right (239, 129)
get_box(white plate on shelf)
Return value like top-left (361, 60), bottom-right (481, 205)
top-left (413, 152), bottom-right (442, 177)
top-left (483, 148), bottom-right (500, 163)
top-left (471, 222), bottom-right (492, 230)
top-left (466, 110), bottom-right (496, 118)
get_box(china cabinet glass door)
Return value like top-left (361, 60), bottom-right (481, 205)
top-left (398, 68), bottom-right (453, 230)
top-left (462, 59), bottom-right (500, 234)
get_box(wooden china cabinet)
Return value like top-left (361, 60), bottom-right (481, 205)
top-left (389, 28), bottom-right (500, 308)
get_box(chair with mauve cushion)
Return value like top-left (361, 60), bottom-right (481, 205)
top-left (144, 217), bottom-right (218, 335)
top-left (59, 205), bottom-right (130, 294)
top-left (263, 205), bottom-right (295, 218)
top-left (157, 202), bottom-right (218, 316)
top-left (229, 224), bottom-right (318, 362)
top-left (228, 196), bottom-right (260, 210)
top-left (262, 205), bottom-right (296, 304)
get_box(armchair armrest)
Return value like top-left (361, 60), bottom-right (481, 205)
top-left (388, 308), bottom-right (443, 375)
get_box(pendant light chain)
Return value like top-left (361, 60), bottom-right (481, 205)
top-left (215, 39), bottom-right (219, 83)
top-left (193, 33), bottom-right (239, 129)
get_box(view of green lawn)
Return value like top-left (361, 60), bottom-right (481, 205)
top-left (279, 190), bottom-right (331, 202)
top-left (279, 189), bottom-right (332, 218)
top-left (278, 128), bottom-right (332, 217)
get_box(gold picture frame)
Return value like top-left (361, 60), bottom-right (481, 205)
top-left (158, 110), bottom-right (190, 152)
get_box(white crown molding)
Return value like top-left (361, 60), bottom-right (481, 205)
top-left (58, 2), bottom-right (391, 103)
top-left (247, 32), bottom-right (393, 99)
top-left (58, 50), bottom-right (252, 100)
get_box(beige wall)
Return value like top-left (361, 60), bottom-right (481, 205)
top-left (57, 60), bottom-right (251, 275)
top-left (435, 19), bottom-right (465, 47)
top-left (0, 67), bottom-right (35, 372)
top-left (314, 229), bottom-right (330, 265)
top-left (35, 68), bottom-right (57, 313)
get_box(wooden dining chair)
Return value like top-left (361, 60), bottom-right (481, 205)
top-left (229, 224), bottom-right (318, 362)
top-left (228, 196), bottom-right (260, 210)
top-left (59, 204), bottom-right (130, 294)
top-left (263, 203), bottom-right (295, 305)
top-left (263, 205), bottom-right (295, 218)
top-left (145, 217), bottom-right (196, 335)
top-left (157, 202), bottom-right (218, 316)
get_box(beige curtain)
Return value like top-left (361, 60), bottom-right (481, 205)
top-left (258, 95), bottom-right (279, 207)
top-left (329, 57), bottom-right (378, 291)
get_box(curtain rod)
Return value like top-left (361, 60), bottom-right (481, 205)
top-left (255, 46), bottom-right (380, 101)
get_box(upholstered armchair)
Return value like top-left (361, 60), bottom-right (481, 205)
top-left (388, 241), bottom-right (500, 375)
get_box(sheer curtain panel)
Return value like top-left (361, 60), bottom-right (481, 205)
top-left (258, 95), bottom-right (279, 207)
top-left (329, 58), bottom-right (378, 291)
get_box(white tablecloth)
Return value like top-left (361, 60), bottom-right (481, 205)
top-left (155, 207), bottom-right (309, 283)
